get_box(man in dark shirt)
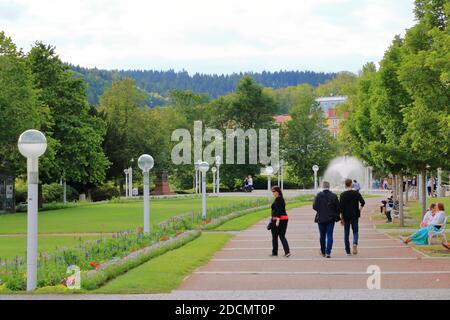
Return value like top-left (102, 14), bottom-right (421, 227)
top-left (340, 179), bottom-right (366, 256)
top-left (313, 181), bottom-right (340, 258)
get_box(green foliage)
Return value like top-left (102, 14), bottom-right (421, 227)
top-left (315, 71), bottom-right (358, 97)
top-left (263, 84), bottom-right (315, 114)
top-left (72, 66), bottom-right (335, 106)
top-left (342, 1), bottom-right (449, 174)
top-left (27, 42), bottom-right (110, 186)
top-left (0, 32), bottom-right (42, 174)
top-left (205, 76), bottom-right (279, 189)
top-left (90, 182), bottom-right (120, 202)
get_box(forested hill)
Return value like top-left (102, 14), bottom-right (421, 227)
top-left (70, 65), bottom-right (336, 106)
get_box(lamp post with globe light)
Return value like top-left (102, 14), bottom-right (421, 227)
top-left (215, 156), bottom-right (221, 195)
top-left (124, 169), bottom-right (129, 198)
top-left (211, 167), bottom-right (217, 194)
top-left (138, 154), bottom-right (154, 234)
top-left (18, 129), bottom-right (47, 291)
top-left (266, 166), bottom-right (274, 197)
top-left (312, 165), bottom-right (319, 193)
top-left (198, 161), bottom-right (209, 219)
top-left (194, 160), bottom-right (201, 194)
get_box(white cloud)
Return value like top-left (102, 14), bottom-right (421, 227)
top-left (1, 0), bottom-right (415, 73)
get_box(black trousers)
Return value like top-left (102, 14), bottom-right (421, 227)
top-left (271, 220), bottom-right (290, 255)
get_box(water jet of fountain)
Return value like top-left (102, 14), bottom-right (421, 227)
top-left (323, 156), bottom-right (368, 191)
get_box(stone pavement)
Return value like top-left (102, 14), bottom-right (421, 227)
top-left (177, 197), bottom-right (450, 293)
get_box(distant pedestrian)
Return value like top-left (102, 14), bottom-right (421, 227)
top-left (313, 181), bottom-right (340, 258)
top-left (352, 180), bottom-right (361, 192)
top-left (340, 179), bottom-right (365, 256)
top-left (269, 186), bottom-right (290, 257)
top-left (383, 178), bottom-right (389, 190)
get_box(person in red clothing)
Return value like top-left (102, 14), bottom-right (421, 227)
top-left (270, 186), bottom-right (291, 258)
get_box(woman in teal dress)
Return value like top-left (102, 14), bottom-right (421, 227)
top-left (401, 203), bottom-right (446, 245)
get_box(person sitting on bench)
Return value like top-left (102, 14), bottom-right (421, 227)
top-left (421, 203), bottom-right (437, 228)
top-left (401, 203), bottom-right (445, 245)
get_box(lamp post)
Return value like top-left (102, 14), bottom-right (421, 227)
top-left (312, 165), bottom-right (319, 193)
top-left (437, 168), bottom-right (443, 197)
top-left (138, 154), bottom-right (154, 234)
top-left (266, 166), bottom-right (274, 197)
top-left (129, 159), bottom-right (134, 198)
top-left (124, 169), bottom-right (129, 198)
top-left (18, 129), bottom-right (47, 291)
top-left (280, 160), bottom-right (285, 192)
top-left (215, 156), bottom-right (221, 195)
top-left (199, 161), bottom-right (210, 220)
top-left (211, 167), bottom-right (217, 194)
top-left (194, 160), bottom-right (201, 194)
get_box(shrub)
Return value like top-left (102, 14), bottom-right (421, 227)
top-left (34, 284), bottom-right (76, 294)
top-left (42, 183), bottom-right (63, 203)
top-left (0, 284), bottom-right (12, 293)
top-left (14, 179), bottom-right (27, 204)
top-left (90, 183), bottom-right (120, 202)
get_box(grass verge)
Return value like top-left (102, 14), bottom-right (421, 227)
top-left (94, 233), bottom-right (231, 294)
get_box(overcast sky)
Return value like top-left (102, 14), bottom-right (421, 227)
top-left (1, 0), bottom-right (416, 74)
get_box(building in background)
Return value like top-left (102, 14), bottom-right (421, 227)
top-left (273, 96), bottom-right (348, 138)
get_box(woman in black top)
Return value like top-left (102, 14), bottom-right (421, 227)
top-left (270, 186), bottom-right (291, 257)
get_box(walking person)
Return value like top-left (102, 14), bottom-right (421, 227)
top-left (340, 179), bottom-right (366, 256)
top-left (269, 186), bottom-right (290, 257)
top-left (313, 181), bottom-right (340, 258)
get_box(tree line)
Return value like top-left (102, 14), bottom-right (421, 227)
top-left (71, 65), bottom-right (336, 106)
top-left (339, 0), bottom-right (450, 225)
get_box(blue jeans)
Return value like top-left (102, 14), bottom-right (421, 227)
top-left (344, 219), bottom-right (359, 253)
top-left (318, 222), bottom-right (335, 255)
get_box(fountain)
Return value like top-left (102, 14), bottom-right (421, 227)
top-left (323, 156), bottom-right (368, 191)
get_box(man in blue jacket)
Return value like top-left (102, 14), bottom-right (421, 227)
top-left (313, 181), bottom-right (340, 258)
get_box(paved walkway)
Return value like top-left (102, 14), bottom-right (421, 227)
top-left (177, 198), bottom-right (450, 292)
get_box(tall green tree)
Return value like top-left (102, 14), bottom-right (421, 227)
top-left (206, 76), bottom-right (279, 189)
top-left (283, 93), bottom-right (337, 188)
top-left (398, 0), bottom-right (450, 213)
top-left (0, 32), bottom-right (43, 174)
top-left (99, 78), bottom-right (146, 179)
top-left (27, 42), bottom-right (110, 188)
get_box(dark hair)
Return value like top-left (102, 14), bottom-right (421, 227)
top-left (345, 179), bottom-right (353, 188)
top-left (271, 186), bottom-right (283, 198)
top-left (430, 203), bottom-right (436, 210)
top-left (437, 203), bottom-right (445, 211)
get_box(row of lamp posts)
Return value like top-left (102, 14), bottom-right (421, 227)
top-left (17, 129), bottom-right (159, 291)
top-left (194, 156), bottom-right (221, 196)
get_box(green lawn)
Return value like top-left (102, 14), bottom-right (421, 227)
top-left (0, 235), bottom-right (109, 260)
top-left (95, 233), bottom-right (231, 294)
top-left (0, 196), bottom-right (264, 234)
top-left (214, 201), bottom-right (310, 231)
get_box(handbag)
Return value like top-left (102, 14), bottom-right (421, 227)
top-left (267, 219), bottom-right (273, 230)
